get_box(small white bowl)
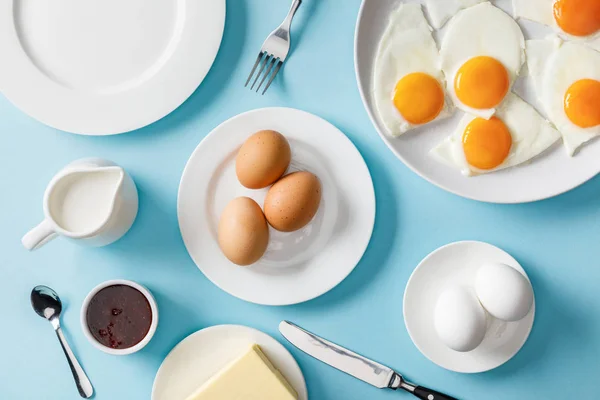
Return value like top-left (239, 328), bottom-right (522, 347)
top-left (81, 279), bottom-right (159, 355)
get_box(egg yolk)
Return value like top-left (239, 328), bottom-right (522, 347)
top-left (393, 72), bottom-right (445, 125)
top-left (564, 79), bottom-right (600, 128)
top-left (553, 0), bottom-right (600, 37)
top-left (462, 117), bottom-right (512, 170)
top-left (455, 57), bottom-right (509, 109)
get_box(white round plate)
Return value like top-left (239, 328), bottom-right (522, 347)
top-left (152, 325), bottom-right (308, 400)
top-left (403, 241), bottom-right (535, 373)
top-left (0, 0), bottom-right (225, 134)
top-left (178, 107), bottom-right (375, 305)
top-left (355, 0), bottom-right (600, 203)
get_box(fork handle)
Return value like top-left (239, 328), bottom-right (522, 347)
top-left (282, 0), bottom-right (302, 31)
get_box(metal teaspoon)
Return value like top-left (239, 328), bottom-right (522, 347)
top-left (31, 285), bottom-right (94, 398)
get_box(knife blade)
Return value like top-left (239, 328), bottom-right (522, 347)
top-left (279, 321), bottom-right (459, 400)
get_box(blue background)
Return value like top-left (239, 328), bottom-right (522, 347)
top-left (2, 1), bottom-right (599, 399)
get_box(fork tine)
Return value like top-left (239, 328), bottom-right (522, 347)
top-left (261, 60), bottom-right (283, 95)
top-left (251, 54), bottom-right (271, 90)
top-left (256, 57), bottom-right (278, 93)
top-left (245, 51), bottom-right (265, 87)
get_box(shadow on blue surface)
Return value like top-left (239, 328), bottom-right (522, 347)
top-left (511, 173), bottom-right (600, 213)
top-left (101, 173), bottom-right (186, 268)
top-left (140, 287), bottom-right (204, 362)
top-left (480, 254), bottom-right (593, 379)
top-left (289, 123), bottom-right (399, 310)
top-left (288, 0), bottom-right (320, 60)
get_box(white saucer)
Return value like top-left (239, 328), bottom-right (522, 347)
top-left (0, 0), bottom-right (225, 134)
top-left (403, 241), bottom-right (535, 373)
top-left (152, 325), bottom-right (308, 400)
top-left (178, 107), bottom-right (375, 305)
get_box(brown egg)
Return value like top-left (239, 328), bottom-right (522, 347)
top-left (218, 197), bottom-right (269, 266)
top-left (264, 171), bottom-right (322, 232)
top-left (236, 130), bottom-right (291, 189)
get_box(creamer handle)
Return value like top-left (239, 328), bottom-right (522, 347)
top-left (22, 219), bottom-right (57, 250)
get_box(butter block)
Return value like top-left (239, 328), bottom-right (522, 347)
top-left (185, 344), bottom-right (298, 400)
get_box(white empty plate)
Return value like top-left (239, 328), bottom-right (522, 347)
top-left (178, 107), bottom-right (375, 305)
top-left (0, 0), bottom-right (225, 134)
top-left (355, 0), bottom-right (600, 203)
top-left (152, 325), bottom-right (308, 400)
top-left (403, 241), bottom-right (535, 373)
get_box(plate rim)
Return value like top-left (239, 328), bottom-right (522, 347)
top-left (177, 107), bottom-right (376, 306)
top-left (151, 324), bottom-right (308, 400)
top-left (0, 0), bottom-right (226, 135)
top-left (402, 240), bottom-right (536, 373)
top-left (353, 0), bottom-right (599, 204)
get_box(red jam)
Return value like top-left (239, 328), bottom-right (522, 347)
top-left (86, 285), bottom-right (152, 349)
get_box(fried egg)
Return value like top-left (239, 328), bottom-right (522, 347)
top-left (431, 93), bottom-right (560, 176)
top-left (425, 0), bottom-right (486, 29)
top-left (440, 2), bottom-right (525, 119)
top-left (527, 38), bottom-right (600, 155)
top-left (513, 0), bottom-right (600, 51)
top-left (373, 3), bottom-right (452, 137)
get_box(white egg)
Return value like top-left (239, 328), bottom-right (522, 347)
top-left (434, 286), bottom-right (487, 352)
top-left (425, 0), bottom-right (485, 29)
top-left (440, 2), bottom-right (525, 119)
top-left (475, 262), bottom-right (534, 322)
top-left (372, 3), bottom-right (452, 137)
top-left (513, 0), bottom-right (600, 52)
top-left (431, 92), bottom-right (560, 176)
top-left (526, 38), bottom-right (600, 155)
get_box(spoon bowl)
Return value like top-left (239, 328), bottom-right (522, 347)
top-left (31, 285), bottom-right (62, 320)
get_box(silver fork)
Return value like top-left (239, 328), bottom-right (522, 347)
top-left (245, 0), bottom-right (303, 95)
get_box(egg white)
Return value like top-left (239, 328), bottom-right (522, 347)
top-left (527, 38), bottom-right (600, 155)
top-left (425, 0), bottom-right (486, 29)
top-left (513, 0), bottom-right (600, 52)
top-left (372, 3), bottom-right (452, 137)
top-left (440, 2), bottom-right (525, 119)
top-left (524, 35), bottom-right (563, 96)
top-left (431, 92), bottom-right (560, 176)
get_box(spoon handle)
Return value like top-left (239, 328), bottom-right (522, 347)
top-left (54, 326), bottom-right (94, 398)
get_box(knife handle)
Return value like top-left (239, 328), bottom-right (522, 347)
top-left (412, 385), bottom-right (458, 400)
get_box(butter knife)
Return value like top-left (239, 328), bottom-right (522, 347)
top-left (279, 321), bottom-right (458, 400)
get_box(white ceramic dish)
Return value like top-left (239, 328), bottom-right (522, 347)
top-left (22, 158), bottom-right (138, 250)
top-left (0, 0), bottom-right (225, 134)
top-left (178, 107), bottom-right (375, 305)
top-left (403, 241), bottom-right (535, 373)
top-left (80, 279), bottom-right (159, 356)
top-left (355, 0), bottom-right (600, 203)
top-left (152, 325), bottom-right (308, 400)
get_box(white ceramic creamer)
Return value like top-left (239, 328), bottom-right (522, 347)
top-left (22, 158), bottom-right (138, 250)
